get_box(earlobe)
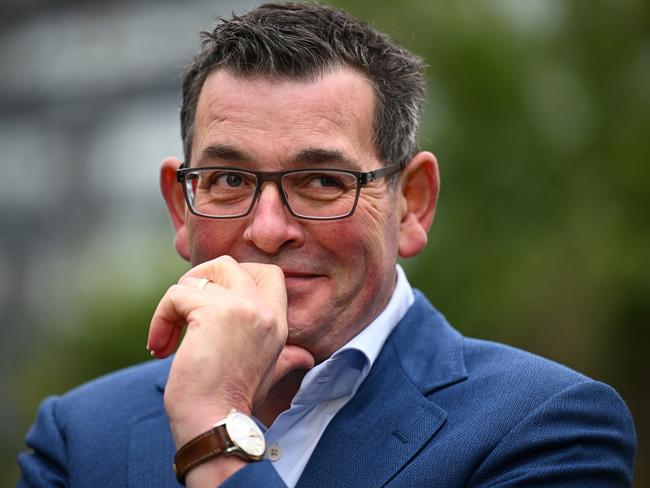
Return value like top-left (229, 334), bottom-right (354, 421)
top-left (160, 157), bottom-right (191, 261)
top-left (173, 227), bottom-right (190, 262)
top-left (397, 151), bottom-right (440, 259)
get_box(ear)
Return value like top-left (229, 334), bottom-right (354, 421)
top-left (397, 151), bottom-right (440, 258)
top-left (160, 157), bottom-right (191, 262)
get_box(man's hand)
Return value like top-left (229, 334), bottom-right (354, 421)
top-left (147, 255), bottom-right (314, 451)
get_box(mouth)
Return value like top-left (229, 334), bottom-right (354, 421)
top-left (282, 270), bottom-right (326, 283)
top-left (281, 270), bottom-right (326, 292)
top-left (282, 270), bottom-right (323, 279)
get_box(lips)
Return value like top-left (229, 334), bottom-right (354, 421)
top-left (282, 270), bottom-right (323, 279)
top-left (281, 270), bottom-right (326, 294)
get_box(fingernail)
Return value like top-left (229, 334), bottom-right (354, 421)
top-left (150, 350), bottom-right (156, 357)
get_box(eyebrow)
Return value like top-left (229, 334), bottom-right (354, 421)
top-left (194, 144), bottom-right (252, 166)
top-left (289, 148), bottom-right (358, 168)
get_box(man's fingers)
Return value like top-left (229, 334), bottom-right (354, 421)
top-left (147, 256), bottom-right (290, 359)
top-left (181, 255), bottom-right (260, 297)
top-left (147, 280), bottom-right (214, 356)
top-left (239, 262), bottom-right (286, 296)
top-left (185, 257), bottom-right (288, 329)
top-left (151, 327), bottom-right (182, 359)
top-left (183, 257), bottom-right (288, 323)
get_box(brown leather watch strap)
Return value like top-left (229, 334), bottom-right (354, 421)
top-left (173, 425), bottom-right (228, 485)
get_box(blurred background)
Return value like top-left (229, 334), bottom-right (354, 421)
top-left (1, 0), bottom-right (648, 485)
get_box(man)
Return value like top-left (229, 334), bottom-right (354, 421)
top-left (19, 3), bottom-right (636, 487)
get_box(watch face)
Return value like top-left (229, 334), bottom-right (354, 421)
top-left (226, 411), bottom-right (266, 458)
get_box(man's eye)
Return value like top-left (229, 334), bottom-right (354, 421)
top-left (224, 173), bottom-right (243, 187)
top-left (209, 172), bottom-right (245, 188)
top-left (308, 174), bottom-right (344, 188)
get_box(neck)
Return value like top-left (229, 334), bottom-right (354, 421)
top-left (254, 369), bottom-right (308, 426)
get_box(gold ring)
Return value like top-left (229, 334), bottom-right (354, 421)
top-left (197, 278), bottom-right (211, 292)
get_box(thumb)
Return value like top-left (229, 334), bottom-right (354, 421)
top-left (272, 344), bottom-right (315, 385)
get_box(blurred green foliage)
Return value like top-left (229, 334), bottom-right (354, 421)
top-left (7, 0), bottom-right (649, 485)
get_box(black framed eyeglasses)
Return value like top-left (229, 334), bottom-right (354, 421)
top-left (176, 162), bottom-right (403, 220)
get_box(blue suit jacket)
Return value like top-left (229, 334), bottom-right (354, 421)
top-left (19, 291), bottom-right (636, 487)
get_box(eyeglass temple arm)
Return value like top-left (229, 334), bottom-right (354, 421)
top-left (358, 162), bottom-right (404, 185)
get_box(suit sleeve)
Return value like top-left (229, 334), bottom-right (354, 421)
top-left (220, 460), bottom-right (288, 488)
top-left (468, 380), bottom-right (637, 487)
top-left (18, 396), bottom-right (69, 488)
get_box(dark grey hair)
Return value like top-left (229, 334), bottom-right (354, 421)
top-left (180, 2), bottom-right (426, 171)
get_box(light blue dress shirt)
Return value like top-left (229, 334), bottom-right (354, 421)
top-left (259, 264), bottom-right (415, 487)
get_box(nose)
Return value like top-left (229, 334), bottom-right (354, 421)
top-left (242, 182), bottom-right (305, 255)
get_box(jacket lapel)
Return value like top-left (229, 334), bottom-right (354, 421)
top-left (297, 291), bottom-right (468, 488)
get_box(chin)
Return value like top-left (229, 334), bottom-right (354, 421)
top-left (286, 311), bottom-right (314, 340)
top-left (287, 311), bottom-right (323, 345)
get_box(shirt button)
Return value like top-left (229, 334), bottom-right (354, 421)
top-left (267, 444), bottom-right (282, 461)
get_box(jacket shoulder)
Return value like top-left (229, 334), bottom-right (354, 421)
top-left (39, 359), bottom-right (171, 437)
top-left (19, 358), bottom-right (173, 487)
top-left (463, 336), bottom-right (589, 389)
top-left (55, 357), bottom-right (170, 425)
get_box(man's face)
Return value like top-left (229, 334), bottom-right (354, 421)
top-left (173, 68), bottom-right (407, 361)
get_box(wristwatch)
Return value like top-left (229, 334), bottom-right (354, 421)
top-left (173, 409), bottom-right (266, 485)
